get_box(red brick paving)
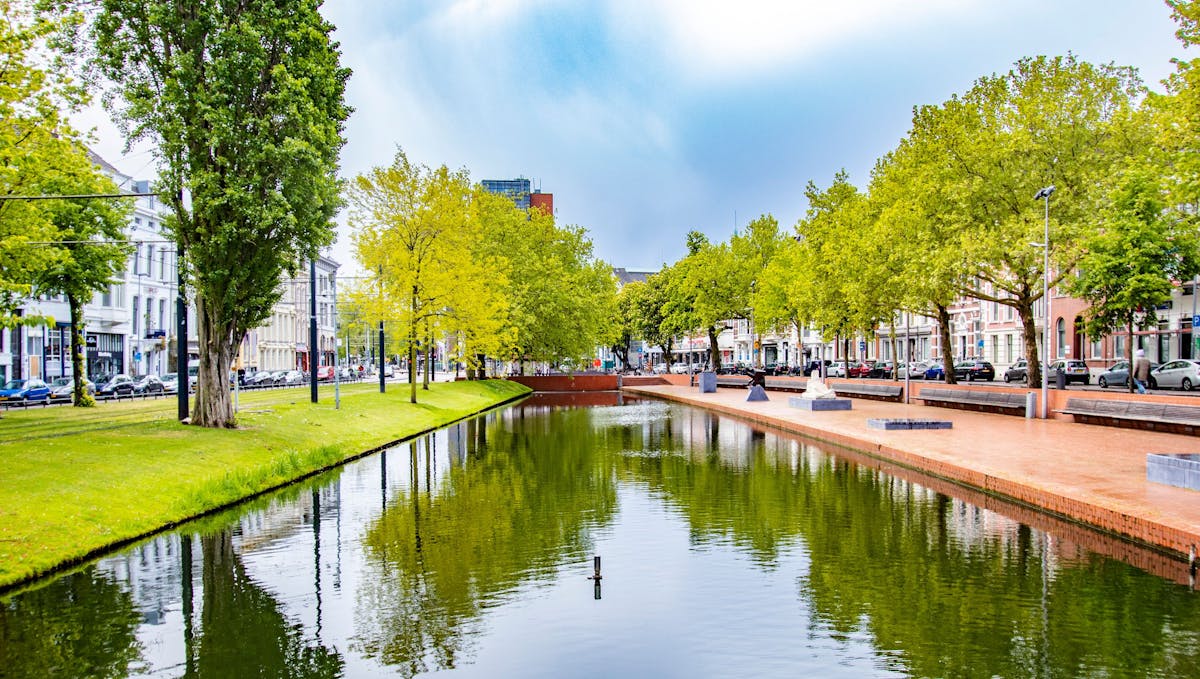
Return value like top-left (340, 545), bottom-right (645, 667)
top-left (622, 383), bottom-right (1200, 563)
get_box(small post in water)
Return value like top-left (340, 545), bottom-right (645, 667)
top-left (588, 555), bottom-right (602, 581)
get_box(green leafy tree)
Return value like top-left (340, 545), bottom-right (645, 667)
top-left (486, 203), bottom-right (616, 372)
top-left (665, 231), bottom-right (746, 371)
top-left (732, 214), bottom-right (785, 367)
top-left (915, 55), bottom-right (1148, 386)
top-left (793, 172), bottom-right (877, 374)
top-left (1069, 171), bottom-right (1200, 391)
top-left (0, 0), bottom-right (84, 328)
top-left (35, 149), bottom-right (132, 406)
top-left (70, 0), bottom-right (351, 427)
top-left (1162, 1), bottom-right (1200, 210)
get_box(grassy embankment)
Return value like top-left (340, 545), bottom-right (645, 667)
top-left (0, 378), bottom-right (529, 589)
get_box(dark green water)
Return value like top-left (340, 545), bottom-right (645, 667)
top-left (2, 394), bottom-right (1199, 678)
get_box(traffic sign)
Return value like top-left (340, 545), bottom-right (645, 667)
top-left (977, 339), bottom-right (984, 349)
top-left (858, 341), bottom-right (866, 352)
top-left (1193, 314), bottom-right (1199, 328)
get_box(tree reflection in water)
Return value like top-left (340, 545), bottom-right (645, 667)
top-left (355, 408), bottom-right (619, 676)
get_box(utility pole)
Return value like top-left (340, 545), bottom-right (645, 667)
top-left (309, 258), bottom-right (318, 403)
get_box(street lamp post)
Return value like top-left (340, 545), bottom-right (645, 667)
top-left (1034, 185), bottom-right (1056, 419)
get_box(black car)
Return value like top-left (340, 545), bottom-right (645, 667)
top-left (803, 360), bottom-right (832, 377)
top-left (96, 374), bottom-right (136, 396)
top-left (953, 360), bottom-right (995, 382)
top-left (133, 374), bottom-right (165, 394)
top-left (868, 360), bottom-right (895, 379)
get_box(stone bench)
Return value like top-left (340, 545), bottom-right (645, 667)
top-left (919, 388), bottom-right (1028, 416)
top-left (830, 382), bottom-right (903, 402)
top-left (1058, 398), bottom-right (1200, 435)
top-left (714, 376), bottom-right (806, 392)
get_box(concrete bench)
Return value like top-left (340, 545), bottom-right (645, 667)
top-left (714, 376), bottom-right (807, 392)
top-left (831, 382), bottom-right (903, 402)
top-left (1058, 398), bottom-right (1200, 435)
top-left (919, 387), bottom-right (1028, 416)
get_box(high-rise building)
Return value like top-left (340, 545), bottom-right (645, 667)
top-left (530, 190), bottom-right (554, 216)
top-left (481, 178), bottom-right (531, 210)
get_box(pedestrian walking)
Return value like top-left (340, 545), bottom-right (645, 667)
top-left (1132, 349), bottom-right (1152, 394)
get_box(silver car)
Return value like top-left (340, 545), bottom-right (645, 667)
top-left (1151, 359), bottom-right (1200, 390)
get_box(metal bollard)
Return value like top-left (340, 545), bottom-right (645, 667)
top-left (1025, 391), bottom-right (1036, 419)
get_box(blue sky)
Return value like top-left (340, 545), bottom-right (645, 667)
top-left (83, 1), bottom-right (1189, 274)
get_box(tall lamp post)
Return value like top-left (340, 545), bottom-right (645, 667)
top-left (1034, 185), bottom-right (1055, 419)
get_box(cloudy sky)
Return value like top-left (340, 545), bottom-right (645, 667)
top-left (82, 1), bottom-right (1188, 275)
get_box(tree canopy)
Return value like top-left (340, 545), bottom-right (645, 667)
top-left (73, 0), bottom-right (351, 426)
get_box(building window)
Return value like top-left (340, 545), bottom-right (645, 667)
top-left (132, 296), bottom-right (140, 334)
top-left (1056, 318), bottom-right (1065, 358)
top-left (1115, 335), bottom-right (1126, 358)
top-left (159, 299), bottom-right (166, 331)
top-left (1091, 338), bottom-right (1101, 359)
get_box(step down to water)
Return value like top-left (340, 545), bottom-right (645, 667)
top-left (867, 418), bottom-right (953, 430)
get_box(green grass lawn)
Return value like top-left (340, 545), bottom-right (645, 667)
top-left (0, 378), bottom-right (529, 589)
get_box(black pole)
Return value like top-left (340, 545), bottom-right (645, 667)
top-left (176, 244), bottom-right (188, 421)
top-left (309, 258), bottom-right (318, 403)
top-left (378, 264), bottom-right (385, 393)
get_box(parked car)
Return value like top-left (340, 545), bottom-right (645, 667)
top-left (802, 360), bottom-right (832, 377)
top-left (161, 373), bottom-right (180, 393)
top-left (954, 360), bottom-right (996, 382)
top-left (896, 361), bottom-right (929, 380)
top-left (923, 362), bottom-right (946, 380)
top-left (384, 364), bottom-right (395, 378)
top-left (1151, 359), bottom-right (1200, 390)
top-left (133, 374), bottom-right (165, 395)
top-left (282, 370), bottom-right (306, 386)
top-left (49, 377), bottom-right (95, 401)
top-left (317, 365), bottom-right (335, 381)
top-left (826, 363), bottom-right (847, 378)
top-left (1047, 359), bottom-right (1090, 385)
top-left (847, 361), bottom-right (874, 378)
top-left (96, 374), bottom-right (136, 397)
top-left (0, 378), bottom-right (51, 405)
top-left (1097, 360), bottom-right (1159, 389)
top-left (1003, 359), bottom-right (1028, 383)
top-left (247, 370), bottom-right (275, 386)
top-left (868, 360), bottom-right (895, 379)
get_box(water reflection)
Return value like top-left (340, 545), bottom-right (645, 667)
top-left (1, 398), bottom-right (1198, 677)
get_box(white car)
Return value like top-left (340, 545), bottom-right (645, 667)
top-left (826, 363), bottom-right (847, 378)
top-left (1151, 359), bottom-right (1200, 390)
top-left (896, 361), bottom-right (929, 379)
top-left (670, 363), bottom-right (689, 374)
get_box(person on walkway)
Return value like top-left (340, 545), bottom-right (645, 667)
top-left (1132, 349), bottom-right (1152, 394)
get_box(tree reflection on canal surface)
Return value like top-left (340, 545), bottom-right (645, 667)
top-left (1, 394), bottom-right (1199, 677)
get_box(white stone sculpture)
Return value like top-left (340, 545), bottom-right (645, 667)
top-left (802, 376), bottom-right (838, 399)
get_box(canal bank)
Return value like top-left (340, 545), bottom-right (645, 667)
top-left (622, 382), bottom-right (1200, 563)
top-left (0, 379), bottom-right (530, 591)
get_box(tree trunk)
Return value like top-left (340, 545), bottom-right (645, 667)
top-left (191, 293), bottom-right (235, 427)
top-left (937, 304), bottom-right (957, 385)
top-left (1019, 297), bottom-right (1042, 387)
top-left (708, 326), bottom-right (721, 371)
top-left (68, 293), bottom-right (93, 407)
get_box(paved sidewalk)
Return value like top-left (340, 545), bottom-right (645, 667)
top-left (622, 383), bottom-right (1200, 564)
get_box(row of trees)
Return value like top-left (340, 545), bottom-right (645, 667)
top-left (343, 151), bottom-right (617, 403)
top-left (613, 5), bottom-right (1200, 390)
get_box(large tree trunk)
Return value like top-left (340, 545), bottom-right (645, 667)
top-left (68, 293), bottom-right (93, 407)
top-left (707, 326), bottom-right (721, 371)
top-left (1019, 296), bottom-right (1042, 387)
top-left (191, 293), bottom-right (236, 427)
top-left (937, 304), bottom-right (957, 385)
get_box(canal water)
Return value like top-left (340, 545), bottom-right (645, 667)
top-left (2, 394), bottom-right (1199, 677)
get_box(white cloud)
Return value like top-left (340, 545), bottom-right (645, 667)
top-left (609, 0), bottom-right (978, 81)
